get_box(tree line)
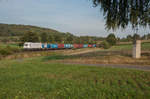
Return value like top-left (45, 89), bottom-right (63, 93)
top-left (20, 31), bottom-right (104, 44)
top-left (120, 33), bottom-right (150, 42)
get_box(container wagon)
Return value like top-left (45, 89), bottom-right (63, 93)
top-left (23, 42), bottom-right (96, 50)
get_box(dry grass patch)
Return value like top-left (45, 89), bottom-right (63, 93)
top-left (46, 55), bottom-right (150, 66)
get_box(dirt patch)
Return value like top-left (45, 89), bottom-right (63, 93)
top-left (63, 48), bottom-right (102, 55)
top-left (47, 55), bottom-right (150, 66)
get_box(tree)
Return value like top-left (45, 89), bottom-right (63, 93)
top-left (93, 0), bottom-right (150, 30)
top-left (106, 33), bottom-right (117, 46)
top-left (20, 31), bottom-right (39, 43)
top-left (147, 33), bottom-right (150, 39)
top-left (48, 34), bottom-right (55, 43)
top-left (54, 34), bottom-right (62, 43)
top-left (100, 40), bottom-right (111, 49)
top-left (73, 37), bottom-right (82, 44)
top-left (126, 35), bottom-right (133, 41)
top-left (133, 33), bottom-right (141, 41)
top-left (141, 35), bottom-right (147, 40)
top-left (64, 32), bottom-right (74, 44)
top-left (40, 32), bottom-right (48, 43)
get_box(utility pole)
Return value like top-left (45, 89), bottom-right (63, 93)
top-left (132, 26), bottom-right (141, 58)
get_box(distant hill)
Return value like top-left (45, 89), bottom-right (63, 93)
top-left (0, 23), bottom-right (104, 44)
top-left (0, 23), bottom-right (65, 36)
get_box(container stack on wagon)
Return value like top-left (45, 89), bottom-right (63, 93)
top-left (51, 44), bottom-right (58, 49)
top-left (88, 44), bottom-right (93, 48)
top-left (23, 42), bottom-right (97, 50)
top-left (83, 44), bottom-right (88, 48)
top-left (58, 44), bottom-right (64, 48)
top-left (93, 44), bottom-right (96, 47)
top-left (64, 44), bottom-right (72, 49)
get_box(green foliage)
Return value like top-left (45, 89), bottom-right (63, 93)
top-left (93, 0), bottom-right (150, 30)
top-left (0, 23), bottom-right (106, 44)
top-left (126, 35), bottom-right (133, 41)
top-left (20, 31), bottom-right (39, 43)
top-left (100, 41), bottom-right (111, 49)
top-left (0, 45), bottom-right (21, 56)
top-left (106, 33), bottom-right (117, 46)
top-left (0, 23), bottom-right (61, 36)
top-left (0, 48), bottom-right (12, 56)
top-left (54, 34), bottom-right (62, 43)
top-left (40, 32), bottom-right (48, 43)
top-left (64, 32), bottom-right (74, 44)
top-left (48, 34), bottom-right (55, 43)
top-left (133, 33), bottom-right (141, 41)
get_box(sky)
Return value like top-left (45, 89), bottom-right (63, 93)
top-left (0, 0), bottom-right (149, 38)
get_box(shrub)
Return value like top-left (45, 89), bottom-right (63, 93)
top-left (0, 46), bottom-right (21, 56)
top-left (100, 41), bottom-right (111, 49)
top-left (6, 46), bottom-right (21, 53)
top-left (0, 48), bottom-right (12, 56)
top-left (18, 42), bottom-right (24, 47)
top-left (106, 33), bottom-right (117, 46)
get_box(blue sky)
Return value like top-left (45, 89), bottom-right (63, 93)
top-left (0, 0), bottom-right (149, 37)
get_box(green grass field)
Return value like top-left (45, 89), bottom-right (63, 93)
top-left (108, 42), bottom-right (150, 51)
top-left (0, 43), bottom-right (21, 49)
top-left (0, 57), bottom-right (150, 99)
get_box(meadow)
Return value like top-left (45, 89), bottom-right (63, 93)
top-left (108, 42), bottom-right (150, 51)
top-left (0, 42), bottom-right (150, 99)
top-left (0, 57), bottom-right (150, 99)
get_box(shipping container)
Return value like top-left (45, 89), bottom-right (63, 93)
top-left (79, 44), bottom-right (83, 48)
top-left (70, 44), bottom-right (73, 48)
top-left (51, 44), bottom-right (58, 48)
top-left (83, 44), bottom-right (88, 48)
top-left (47, 44), bottom-right (51, 48)
top-left (93, 44), bottom-right (96, 47)
top-left (42, 43), bottom-right (47, 48)
top-left (64, 44), bottom-right (71, 48)
top-left (58, 44), bottom-right (64, 48)
top-left (88, 44), bottom-right (93, 48)
top-left (42, 44), bottom-right (45, 48)
top-left (73, 44), bottom-right (80, 48)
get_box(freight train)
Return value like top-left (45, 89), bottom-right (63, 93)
top-left (23, 42), bottom-right (96, 50)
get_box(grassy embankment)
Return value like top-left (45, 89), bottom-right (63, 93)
top-left (0, 57), bottom-right (150, 99)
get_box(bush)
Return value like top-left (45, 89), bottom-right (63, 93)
top-left (100, 41), bottom-right (111, 49)
top-left (0, 46), bottom-right (21, 56)
top-left (6, 45), bottom-right (21, 53)
top-left (18, 42), bottom-right (24, 47)
top-left (106, 33), bottom-right (117, 46)
top-left (0, 48), bottom-right (12, 56)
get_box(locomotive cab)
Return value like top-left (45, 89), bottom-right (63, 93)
top-left (23, 42), bottom-right (42, 49)
top-left (23, 42), bottom-right (31, 49)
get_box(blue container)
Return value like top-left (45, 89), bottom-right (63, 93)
top-left (83, 44), bottom-right (88, 48)
top-left (51, 44), bottom-right (58, 48)
top-left (47, 44), bottom-right (51, 48)
top-left (42, 44), bottom-right (45, 48)
top-left (70, 44), bottom-right (73, 48)
top-left (64, 44), bottom-right (71, 48)
top-left (93, 44), bottom-right (96, 47)
top-left (68, 44), bottom-right (71, 48)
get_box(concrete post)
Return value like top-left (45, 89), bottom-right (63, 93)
top-left (132, 40), bottom-right (141, 58)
